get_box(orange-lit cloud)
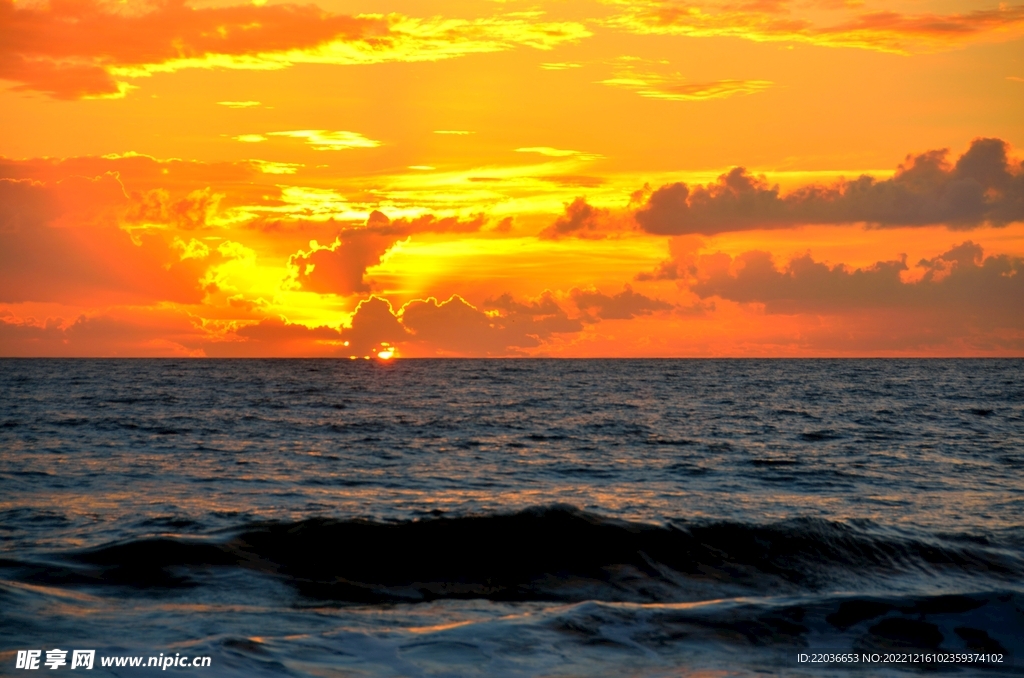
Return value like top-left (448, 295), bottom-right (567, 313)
top-left (251, 130), bottom-right (381, 151)
top-left (0, 0), bottom-right (590, 99)
top-left (0, 174), bottom-right (213, 304)
top-left (599, 59), bottom-right (773, 100)
top-left (289, 210), bottom-right (489, 296)
top-left (606, 1), bottom-right (1024, 53)
top-left (634, 138), bottom-right (1024, 234)
top-left (0, 0), bottom-right (377, 98)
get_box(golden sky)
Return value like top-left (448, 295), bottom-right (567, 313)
top-left (1, 0), bottom-right (1022, 356)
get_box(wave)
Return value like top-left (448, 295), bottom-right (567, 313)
top-left (4, 506), bottom-right (1023, 604)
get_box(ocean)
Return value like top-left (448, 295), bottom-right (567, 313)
top-left (1, 358), bottom-right (1022, 676)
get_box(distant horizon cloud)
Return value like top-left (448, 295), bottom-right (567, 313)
top-left (689, 241), bottom-right (1024, 317)
top-left (634, 138), bottom-right (1024, 235)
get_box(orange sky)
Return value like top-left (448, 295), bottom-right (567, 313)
top-left (1, 0), bottom-right (1022, 356)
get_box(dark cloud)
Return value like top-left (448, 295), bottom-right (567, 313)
top-left (485, 292), bottom-right (584, 335)
top-left (691, 241), bottom-right (1024, 320)
top-left (539, 197), bottom-right (609, 239)
top-left (0, 311), bottom-right (205, 356)
top-left (635, 259), bottom-right (687, 281)
top-left (570, 285), bottom-right (674, 320)
top-left (635, 138), bottom-right (1024, 234)
top-left (235, 317), bottom-right (342, 343)
top-left (231, 297), bottom-right (408, 357)
top-left (223, 317), bottom-right (345, 357)
top-left (401, 292), bottom-right (582, 355)
top-left (290, 210), bottom-right (487, 297)
top-left (222, 291), bottom-right (583, 357)
top-left (341, 295), bottom-right (407, 355)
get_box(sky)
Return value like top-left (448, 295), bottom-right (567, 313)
top-left (1, 0), bottom-right (1022, 357)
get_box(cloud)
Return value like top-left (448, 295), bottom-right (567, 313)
top-left (634, 138), bottom-right (1024, 234)
top-left (249, 160), bottom-right (302, 175)
top-left (0, 0), bottom-right (377, 98)
top-left (289, 210), bottom-right (488, 296)
top-left (600, 68), bottom-right (772, 100)
top-left (224, 298), bottom-right (409, 358)
top-left (124, 186), bottom-right (222, 230)
top-left (216, 295), bottom-right (412, 357)
top-left (486, 292), bottom-right (585, 334)
top-left (264, 130), bottom-right (381, 151)
top-left (0, 152), bottom-right (301, 257)
top-left (226, 291), bottom-right (584, 357)
top-left (606, 1), bottom-right (1024, 54)
top-left (0, 153), bottom-right (267, 199)
top-left (340, 295), bottom-right (407, 355)
top-left (228, 316), bottom-right (347, 357)
top-left (689, 241), bottom-right (1024, 320)
top-left (401, 292), bottom-right (582, 355)
top-left (234, 130), bottom-right (381, 150)
top-left (395, 295), bottom-right (499, 353)
top-left (516, 147), bottom-right (585, 157)
top-left (217, 101), bottom-right (261, 108)
top-left (290, 231), bottom-right (396, 296)
top-left (0, 0), bottom-right (590, 99)
top-left (539, 197), bottom-right (609, 239)
top-left (18, 289), bottom-right (585, 357)
top-left (0, 309), bottom-right (208, 357)
top-left (570, 284), bottom-right (674, 320)
top-left (0, 175), bottom-right (213, 304)
top-left (0, 177), bottom-right (61, 230)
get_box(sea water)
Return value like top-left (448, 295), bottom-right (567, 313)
top-left (1, 359), bottom-right (1022, 676)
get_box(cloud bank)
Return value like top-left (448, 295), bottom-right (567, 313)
top-left (607, 1), bottom-right (1024, 54)
top-left (0, 0), bottom-right (590, 98)
top-left (635, 138), bottom-right (1024, 234)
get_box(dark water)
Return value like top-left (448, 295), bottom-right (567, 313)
top-left (1, 359), bottom-right (1022, 676)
